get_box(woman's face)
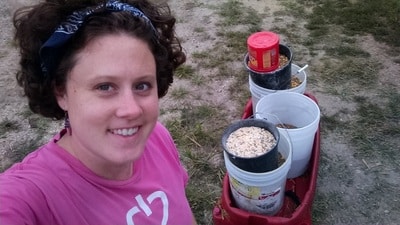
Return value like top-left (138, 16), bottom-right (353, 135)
top-left (56, 33), bottom-right (159, 179)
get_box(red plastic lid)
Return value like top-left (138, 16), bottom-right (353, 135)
top-left (247, 31), bottom-right (279, 49)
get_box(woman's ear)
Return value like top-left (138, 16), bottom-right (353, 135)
top-left (54, 87), bottom-right (68, 111)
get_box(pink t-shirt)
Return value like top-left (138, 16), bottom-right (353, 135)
top-left (0, 122), bottom-right (193, 225)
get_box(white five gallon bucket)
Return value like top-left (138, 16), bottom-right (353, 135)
top-left (249, 64), bottom-right (307, 113)
top-left (224, 131), bottom-right (292, 216)
top-left (255, 92), bottom-right (320, 178)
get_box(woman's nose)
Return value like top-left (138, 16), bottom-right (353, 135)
top-left (115, 92), bottom-right (143, 118)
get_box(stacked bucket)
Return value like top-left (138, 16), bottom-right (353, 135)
top-left (245, 31), bottom-right (307, 112)
top-left (215, 31), bottom-right (321, 224)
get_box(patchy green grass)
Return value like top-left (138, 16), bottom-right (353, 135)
top-left (170, 86), bottom-right (190, 99)
top-left (352, 92), bottom-right (400, 163)
top-left (324, 45), bottom-right (370, 58)
top-left (304, 0), bottom-right (400, 48)
top-left (320, 59), bottom-right (379, 86)
top-left (175, 64), bottom-right (196, 79)
top-left (1, 107), bottom-right (54, 172)
top-left (217, 0), bottom-right (262, 29)
top-left (0, 136), bottom-right (43, 173)
top-left (319, 112), bottom-right (348, 132)
top-left (0, 119), bottom-right (20, 137)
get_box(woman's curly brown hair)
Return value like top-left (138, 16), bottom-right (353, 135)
top-left (13, 0), bottom-right (186, 120)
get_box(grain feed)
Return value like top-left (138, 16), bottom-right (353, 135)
top-left (226, 126), bottom-right (276, 158)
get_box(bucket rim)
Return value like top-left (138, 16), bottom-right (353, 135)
top-left (255, 92), bottom-right (320, 132)
top-left (223, 131), bottom-right (292, 177)
top-left (222, 118), bottom-right (280, 161)
top-left (248, 63), bottom-right (307, 93)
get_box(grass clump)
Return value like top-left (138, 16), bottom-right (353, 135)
top-left (351, 92), bottom-right (400, 164)
top-left (1, 107), bottom-right (55, 172)
top-left (170, 87), bottom-right (190, 100)
top-left (0, 119), bottom-right (20, 137)
top-left (0, 136), bottom-right (43, 172)
top-left (175, 64), bottom-right (196, 79)
top-left (217, 0), bottom-right (262, 29)
top-left (320, 112), bottom-right (348, 132)
top-left (324, 45), bottom-right (370, 58)
top-left (316, 58), bottom-right (380, 98)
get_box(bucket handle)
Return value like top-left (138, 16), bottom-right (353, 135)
top-left (253, 112), bottom-right (294, 159)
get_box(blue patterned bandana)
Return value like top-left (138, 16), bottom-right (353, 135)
top-left (39, 0), bottom-right (157, 76)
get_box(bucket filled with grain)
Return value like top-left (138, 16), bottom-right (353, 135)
top-left (222, 118), bottom-right (280, 173)
top-left (223, 130), bottom-right (292, 215)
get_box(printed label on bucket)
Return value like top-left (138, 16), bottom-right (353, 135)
top-left (230, 176), bottom-right (282, 215)
top-left (230, 176), bottom-right (261, 198)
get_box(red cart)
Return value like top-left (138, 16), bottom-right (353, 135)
top-left (212, 93), bottom-right (320, 225)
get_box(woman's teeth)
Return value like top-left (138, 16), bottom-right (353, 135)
top-left (112, 128), bottom-right (138, 136)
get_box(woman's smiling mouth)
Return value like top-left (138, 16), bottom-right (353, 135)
top-left (110, 127), bottom-right (139, 136)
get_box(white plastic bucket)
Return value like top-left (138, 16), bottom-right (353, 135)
top-left (249, 64), bottom-right (307, 113)
top-left (255, 92), bottom-right (320, 178)
top-left (224, 131), bottom-right (292, 215)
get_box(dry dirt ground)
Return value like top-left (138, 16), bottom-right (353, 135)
top-left (1, 0), bottom-right (400, 225)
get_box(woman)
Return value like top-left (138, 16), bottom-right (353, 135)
top-left (0, 0), bottom-right (197, 224)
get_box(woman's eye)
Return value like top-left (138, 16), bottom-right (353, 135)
top-left (135, 82), bottom-right (151, 92)
top-left (96, 83), bottom-right (114, 92)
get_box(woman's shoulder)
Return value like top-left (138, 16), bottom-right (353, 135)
top-left (144, 121), bottom-right (186, 174)
top-left (0, 132), bottom-right (73, 191)
top-left (0, 152), bottom-right (54, 224)
top-left (147, 122), bottom-right (174, 144)
top-left (153, 121), bottom-right (170, 135)
top-left (147, 121), bottom-right (177, 150)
